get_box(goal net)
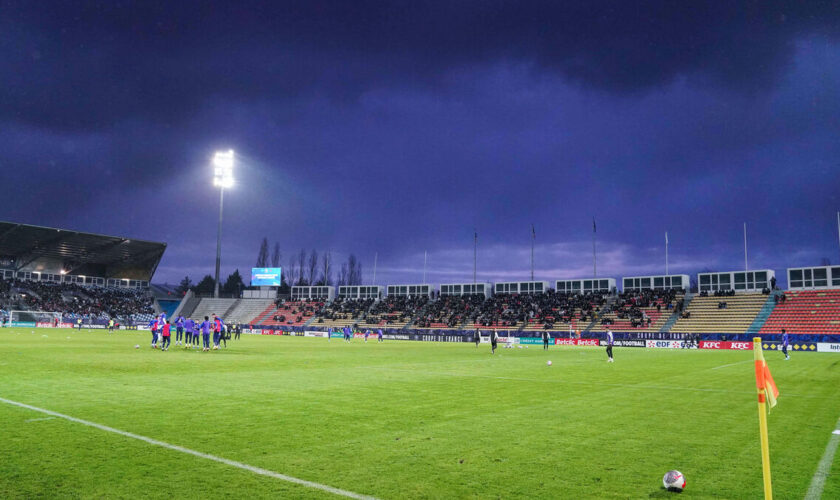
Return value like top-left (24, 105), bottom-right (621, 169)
top-left (6, 310), bottom-right (64, 327)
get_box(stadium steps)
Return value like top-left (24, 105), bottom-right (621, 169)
top-left (176, 295), bottom-right (201, 319)
top-left (660, 293), bottom-right (694, 333)
top-left (223, 298), bottom-right (274, 324)
top-left (222, 299), bottom-right (241, 319)
top-left (250, 303), bottom-right (278, 325)
top-left (584, 296), bottom-right (615, 332)
top-left (745, 291), bottom-right (781, 335)
top-left (670, 293), bottom-right (767, 334)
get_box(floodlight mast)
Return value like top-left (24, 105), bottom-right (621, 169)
top-left (212, 150), bottom-right (234, 298)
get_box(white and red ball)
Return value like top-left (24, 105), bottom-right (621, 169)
top-left (663, 470), bottom-right (685, 492)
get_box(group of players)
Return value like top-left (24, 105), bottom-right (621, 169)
top-left (148, 313), bottom-right (240, 352)
top-left (330, 325), bottom-right (384, 342)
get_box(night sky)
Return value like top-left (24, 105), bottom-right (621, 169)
top-left (2, 1), bottom-right (839, 287)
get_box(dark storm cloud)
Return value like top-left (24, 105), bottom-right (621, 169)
top-left (2, 1), bottom-right (839, 285)
top-left (2, 1), bottom-right (839, 131)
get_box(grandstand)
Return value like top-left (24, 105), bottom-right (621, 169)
top-left (758, 290), bottom-right (840, 336)
top-left (0, 222), bottom-right (165, 325)
top-left (670, 293), bottom-right (769, 334)
top-left (167, 264), bottom-right (839, 339)
top-left (591, 289), bottom-right (682, 333)
top-left (311, 298), bottom-right (373, 329)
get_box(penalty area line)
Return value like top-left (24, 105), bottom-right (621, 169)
top-left (0, 396), bottom-right (378, 500)
top-left (804, 415), bottom-right (840, 500)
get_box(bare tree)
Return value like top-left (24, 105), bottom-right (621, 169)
top-left (337, 262), bottom-right (348, 286)
top-left (347, 254), bottom-right (363, 285)
top-left (287, 257), bottom-right (296, 288)
top-left (307, 249), bottom-right (319, 285)
top-left (271, 242), bottom-right (281, 268)
top-left (297, 249), bottom-right (307, 285)
top-left (321, 250), bottom-right (332, 286)
top-left (256, 238), bottom-right (269, 268)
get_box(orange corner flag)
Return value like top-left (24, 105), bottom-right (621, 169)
top-left (753, 338), bottom-right (778, 499)
top-left (754, 339), bottom-right (779, 411)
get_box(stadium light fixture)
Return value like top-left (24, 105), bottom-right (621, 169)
top-left (212, 150), bottom-right (234, 298)
top-left (212, 150), bottom-right (235, 188)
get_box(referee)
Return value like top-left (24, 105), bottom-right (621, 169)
top-left (491, 330), bottom-right (498, 354)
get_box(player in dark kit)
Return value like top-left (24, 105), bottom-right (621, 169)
top-left (160, 321), bottom-right (171, 351)
top-left (542, 330), bottom-right (550, 350)
top-left (781, 329), bottom-right (790, 360)
top-left (474, 329), bottom-right (481, 347)
top-left (175, 316), bottom-right (184, 346)
top-left (490, 330), bottom-right (498, 354)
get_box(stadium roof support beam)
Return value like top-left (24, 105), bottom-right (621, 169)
top-left (14, 232), bottom-right (71, 271)
top-left (0, 223), bottom-right (22, 245)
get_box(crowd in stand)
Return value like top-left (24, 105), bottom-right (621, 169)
top-left (367, 296), bottom-right (429, 325)
top-left (465, 291), bottom-right (607, 329)
top-left (314, 298), bottom-right (376, 323)
top-left (414, 295), bottom-right (484, 328)
top-left (0, 279), bottom-right (154, 322)
top-left (600, 289), bottom-right (680, 328)
top-left (273, 298), bottom-right (323, 324)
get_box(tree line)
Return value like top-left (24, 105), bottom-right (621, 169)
top-left (254, 237), bottom-right (363, 287)
top-left (174, 238), bottom-right (365, 297)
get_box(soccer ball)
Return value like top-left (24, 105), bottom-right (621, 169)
top-left (134, 345), bottom-right (140, 349)
top-left (663, 470), bottom-right (685, 492)
top-left (546, 360), bottom-right (552, 366)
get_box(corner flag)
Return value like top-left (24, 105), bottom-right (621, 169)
top-left (753, 338), bottom-right (779, 499)
top-left (754, 339), bottom-right (779, 411)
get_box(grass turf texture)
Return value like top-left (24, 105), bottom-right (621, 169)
top-left (0, 329), bottom-right (838, 499)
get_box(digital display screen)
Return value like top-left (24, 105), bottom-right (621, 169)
top-left (251, 268), bottom-right (282, 286)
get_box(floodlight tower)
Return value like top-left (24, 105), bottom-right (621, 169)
top-left (212, 150), bottom-right (234, 298)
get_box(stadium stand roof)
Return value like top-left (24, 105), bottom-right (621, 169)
top-left (0, 221), bottom-right (166, 281)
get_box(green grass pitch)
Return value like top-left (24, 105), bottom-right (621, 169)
top-left (0, 328), bottom-right (838, 499)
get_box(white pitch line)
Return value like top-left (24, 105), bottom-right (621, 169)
top-left (710, 359), bottom-right (753, 370)
top-left (804, 416), bottom-right (840, 500)
top-left (0, 397), bottom-right (377, 500)
top-left (25, 416), bottom-right (56, 422)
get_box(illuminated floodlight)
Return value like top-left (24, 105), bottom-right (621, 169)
top-left (212, 150), bottom-right (235, 188)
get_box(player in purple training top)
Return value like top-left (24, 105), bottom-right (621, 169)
top-left (150, 318), bottom-right (159, 348)
top-left (364, 329), bottom-right (370, 342)
top-left (377, 328), bottom-right (383, 342)
top-left (184, 317), bottom-right (195, 348)
top-left (175, 316), bottom-right (184, 346)
top-left (781, 329), bottom-right (790, 360)
top-left (200, 316), bottom-right (212, 351)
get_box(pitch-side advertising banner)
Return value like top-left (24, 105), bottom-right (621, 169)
top-left (554, 338), bottom-right (599, 346)
top-left (817, 343), bottom-right (840, 353)
top-left (761, 341), bottom-right (817, 352)
top-left (646, 340), bottom-right (686, 349)
top-left (599, 339), bottom-right (646, 347)
top-left (698, 341), bottom-right (753, 350)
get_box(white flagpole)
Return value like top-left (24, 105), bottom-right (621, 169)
top-left (665, 231), bottom-right (669, 276)
top-left (474, 230), bottom-right (477, 285)
top-left (744, 223), bottom-right (748, 272)
top-left (372, 252), bottom-right (378, 285)
top-left (592, 218), bottom-right (597, 278)
top-left (423, 250), bottom-right (427, 284)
